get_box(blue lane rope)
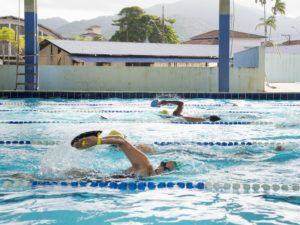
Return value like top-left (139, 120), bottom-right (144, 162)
top-left (0, 120), bottom-right (274, 125)
top-left (1, 180), bottom-right (299, 192)
top-left (0, 109), bottom-right (145, 113)
top-left (0, 140), bottom-right (63, 145)
top-left (0, 102), bottom-right (223, 107)
top-left (153, 140), bottom-right (286, 146)
top-left (170, 121), bottom-right (273, 125)
top-left (0, 139), bottom-right (287, 146)
top-left (0, 109), bottom-right (273, 115)
top-left (0, 102), bottom-right (113, 107)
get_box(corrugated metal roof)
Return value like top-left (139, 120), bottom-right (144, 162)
top-left (70, 55), bottom-right (219, 63)
top-left (46, 39), bottom-right (244, 58)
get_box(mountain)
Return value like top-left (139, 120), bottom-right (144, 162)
top-left (54, 16), bottom-right (118, 39)
top-left (38, 17), bottom-right (69, 30)
top-left (38, 0), bottom-right (300, 42)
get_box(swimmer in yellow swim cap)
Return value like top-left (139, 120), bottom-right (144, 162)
top-left (71, 134), bottom-right (178, 177)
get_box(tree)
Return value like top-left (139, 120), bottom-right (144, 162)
top-left (40, 36), bottom-right (55, 43)
top-left (72, 36), bottom-right (90, 41)
top-left (256, 16), bottom-right (276, 41)
top-left (93, 35), bottom-right (105, 41)
top-left (0, 27), bottom-right (16, 63)
top-left (255, 0), bottom-right (273, 42)
top-left (271, 0), bottom-right (286, 16)
top-left (110, 6), bottom-right (180, 44)
top-left (12, 35), bottom-right (25, 57)
top-left (255, 0), bottom-right (286, 42)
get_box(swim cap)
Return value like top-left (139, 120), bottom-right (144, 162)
top-left (208, 115), bottom-right (221, 122)
top-left (151, 99), bottom-right (160, 107)
top-left (159, 110), bottom-right (169, 115)
top-left (109, 130), bottom-right (124, 138)
top-left (71, 130), bottom-right (102, 147)
top-left (173, 161), bottom-right (184, 170)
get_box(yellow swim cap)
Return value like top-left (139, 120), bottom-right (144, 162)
top-left (109, 130), bottom-right (124, 138)
top-left (159, 110), bottom-right (169, 115)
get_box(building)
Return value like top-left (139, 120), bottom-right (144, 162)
top-left (184, 30), bottom-right (265, 48)
top-left (0, 15), bottom-right (63, 63)
top-left (281, 40), bottom-right (300, 46)
top-left (39, 39), bottom-right (245, 67)
top-left (80, 25), bottom-right (104, 41)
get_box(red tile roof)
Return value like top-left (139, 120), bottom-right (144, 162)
top-left (183, 39), bottom-right (219, 45)
top-left (282, 40), bottom-right (300, 45)
top-left (190, 30), bottom-right (265, 40)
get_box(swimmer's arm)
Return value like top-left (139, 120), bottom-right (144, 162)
top-left (182, 116), bottom-right (206, 122)
top-left (101, 136), bottom-right (153, 176)
top-left (158, 100), bottom-right (184, 116)
top-left (73, 136), bottom-right (153, 175)
top-left (134, 144), bottom-right (157, 154)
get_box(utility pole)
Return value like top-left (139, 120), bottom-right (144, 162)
top-left (162, 5), bottom-right (165, 43)
top-left (282, 34), bottom-right (291, 45)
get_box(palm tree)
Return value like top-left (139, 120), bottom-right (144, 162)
top-left (255, 0), bottom-right (270, 42)
top-left (256, 16), bottom-right (277, 41)
top-left (271, 0), bottom-right (286, 16)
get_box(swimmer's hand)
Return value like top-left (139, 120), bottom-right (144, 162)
top-left (72, 136), bottom-right (98, 149)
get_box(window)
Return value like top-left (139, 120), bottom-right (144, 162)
top-left (125, 62), bottom-right (153, 67)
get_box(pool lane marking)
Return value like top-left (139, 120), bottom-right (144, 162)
top-left (154, 140), bottom-right (288, 146)
top-left (0, 140), bottom-right (291, 146)
top-left (0, 102), bottom-right (223, 107)
top-left (0, 120), bottom-right (274, 125)
top-left (0, 140), bottom-right (64, 145)
top-left (0, 109), bottom-right (274, 114)
top-left (1, 180), bottom-right (299, 193)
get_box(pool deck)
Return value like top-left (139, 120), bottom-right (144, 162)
top-left (264, 82), bottom-right (300, 92)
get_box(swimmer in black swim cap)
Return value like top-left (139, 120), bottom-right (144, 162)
top-left (156, 100), bottom-right (221, 122)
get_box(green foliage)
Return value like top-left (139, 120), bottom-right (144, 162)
top-left (39, 36), bottom-right (55, 43)
top-left (72, 36), bottom-right (90, 41)
top-left (110, 6), bottom-right (180, 44)
top-left (271, 0), bottom-right (286, 15)
top-left (256, 16), bottom-right (276, 31)
top-left (93, 35), bottom-right (105, 41)
top-left (255, 0), bottom-right (286, 41)
top-left (13, 35), bottom-right (25, 54)
top-left (0, 27), bottom-right (15, 41)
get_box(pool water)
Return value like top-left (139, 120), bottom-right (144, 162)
top-left (0, 98), bottom-right (300, 225)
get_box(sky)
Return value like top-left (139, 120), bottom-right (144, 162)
top-left (1, 0), bottom-right (299, 22)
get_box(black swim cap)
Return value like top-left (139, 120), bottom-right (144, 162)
top-left (71, 130), bottom-right (102, 146)
top-left (208, 115), bottom-right (221, 122)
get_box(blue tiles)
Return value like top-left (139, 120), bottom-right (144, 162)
top-left (0, 91), bottom-right (299, 100)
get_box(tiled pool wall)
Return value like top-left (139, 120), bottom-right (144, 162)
top-left (0, 91), bottom-right (300, 100)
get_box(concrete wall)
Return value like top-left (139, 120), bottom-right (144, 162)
top-left (232, 38), bottom-right (263, 48)
top-left (265, 53), bottom-right (300, 82)
top-left (0, 63), bottom-right (265, 92)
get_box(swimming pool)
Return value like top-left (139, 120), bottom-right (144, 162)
top-left (0, 97), bottom-right (299, 225)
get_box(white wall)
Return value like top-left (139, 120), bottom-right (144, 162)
top-left (265, 53), bottom-right (300, 82)
top-left (0, 64), bottom-right (265, 93)
top-left (232, 38), bottom-right (262, 48)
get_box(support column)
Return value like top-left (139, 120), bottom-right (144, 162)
top-left (24, 0), bottom-right (38, 90)
top-left (218, 0), bottom-right (230, 92)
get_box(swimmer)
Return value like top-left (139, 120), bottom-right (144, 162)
top-left (72, 134), bottom-right (179, 177)
top-left (156, 100), bottom-right (221, 122)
